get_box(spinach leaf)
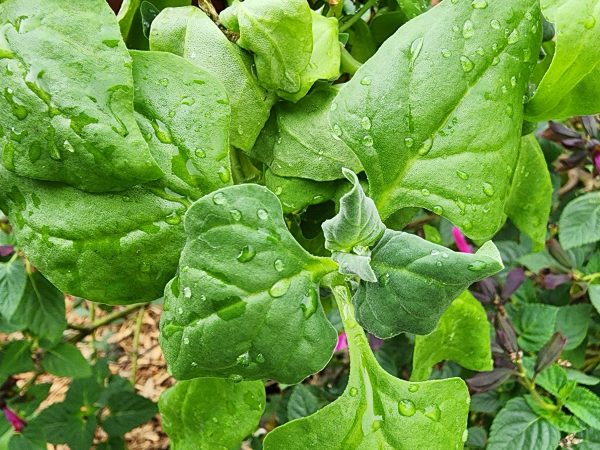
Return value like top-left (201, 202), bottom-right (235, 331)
top-left (525, 0), bottom-right (600, 120)
top-left (159, 378), bottom-right (265, 450)
top-left (263, 286), bottom-right (470, 450)
top-left (0, 51), bottom-right (230, 304)
top-left (0, 0), bottom-right (163, 192)
top-left (251, 86), bottom-right (362, 181)
top-left (160, 184), bottom-right (338, 383)
top-left (412, 291), bottom-right (493, 381)
top-left (150, 6), bottom-right (275, 152)
top-left (505, 135), bottom-right (553, 251)
top-left (353, 232), bottom-right (503, 338)
top-left (233, 0), bottom-right (313, 97)
top-left (330, 0), bottom-right (542, 240)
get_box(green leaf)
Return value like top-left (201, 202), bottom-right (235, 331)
top-left (396, 0), bottom-right (429, 20)
top-left (332, 252), bottom-right (378, 283)
top-left (41, 343), bottom-right (91, 379)
top-left (286, 384), bottom-right (329, 422)
top-left (131, 50), bottom-right (232, 197)
top-left (159, 378), bottom-right (265, 450)
top-left (0, 340), bottom-right (33, 379)
top-left (250, 86), bottom-right (362, 182)
top-left (0, 258), bottom-right (27, 324)
top-left (555, 304), bottom-right (591, 351)
top-left (330, 0), bottom-right (541, 240)
top-left (33, 402), bottom-right (97, 450)
top-left (588, 284), bottom-right (600, 315)
top-left (323, 169), bottom-right (385, 253)
top-left (412, 291), bottom-right (493, 381)
top-left (578, 428), bottom-right (600, 450)
top-left (487, 397), bottom-right (561, 450)
top-left (117, 0), bottom-right (191, 49)
top-left (150, 6), bottom-right (275, 152)
top-left (353, 232), bottom-right (503, 338)
top-left (511, 303), bottom-right (559, 352)
top-left (102, 391), bottom-right (157, 436)
top-left (524, 395), bottom-right (584, 434)
top-left (263, 286), bottom-right (470, 450)
top-left (346, 20), bottom-right (376, 63)
top-left (559, 192), bottom-right (600, 250)
top-left (160, 184), bottom-right (337, 383)
top-left (465, 426), bottom-right (487, 449)
top-left (0, 0), bottom-right (163, 192)
top-left (524, 0), bottom-right (600, 121)
top-left (564, 387), bottom-right (600, 430)
top-left (234, 0), bottom-right (313, 98)
top-left (505, 135), bottom-right (552, 251)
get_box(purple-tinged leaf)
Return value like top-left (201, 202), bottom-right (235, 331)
top-left (0, 245), bottom-right (13, 257)
top-left (534, 332), bottom-right (567, 375)
top-left (501, 268), bottom-right (526, 300)
top-left (496, 314), bottom-right (519, 354)
top-left (547, 121), bottom-right (581, 140)
top-left (467, 368), bottom-right (515, 393)
top-left (582, 116), bottom-right (598, 138)
top-left (561, 138), bottom-right (587, 149)
top-left (542, 273), bottom-right (572, 290)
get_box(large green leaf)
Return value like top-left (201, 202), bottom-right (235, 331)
top-left (0, 51), bottom-right (230, 304)
top-left (250, 86), bottom-right (362, 182)
top-left (234, 0), bottom-right (313, 98)
top-left (160, 184), bottom-right (338, 383)
top-left (578, 428), bottom-right (600, 450)
top-left (102, 391), bottom-right (157, 436)
top-left (263, 286), bottom-right (470, 450)
top-left (411, 291), bottom-right (492, 381)
top-left (488, 397), bottom-right (561, 450)
top-left (559, 192), bottom-right (600, 250)
top-left (353, 231), bottom-right (503, 338)
top-left (0, 0), bottom-right (162, 192)
top-left (41, 343), bottom-right (91, 379)
top-left (525, 0), bottom-right (600, 120)
top-left (330, 0), bottom-right (541, 240)
top-left (159, 378), bottom-right (265, 450)
top-left (505, 135), bottom-right (552, 251)
top-left (150, 6), bottom-right (275, 152)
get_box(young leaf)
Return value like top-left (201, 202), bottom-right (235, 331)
top-left (41, 343), bottom-right (92, 379)
top-left (323, 169), bottom-right (385, 253)
top-left (102, 391), bottom-right (157, 436)
top-left (487, 397), bottom-right (561, 450)
top-left (412, 291), bottom-right (493, 381)
top-left (329, 0), bottom-right (542, 240)
top-left (511, 303), bottom-right (559, 352)
top-left (250, 87), bottom-right (362, 182)
top-left (353, 232), bottom-right (503, 338)
top-left (234, 0), bottom-right (313, 97)
top-left (159, 378), bottom-right (265, 450)
top-left (525, 0), bottom-right (600, 120)
top-left (286, 384), bottom-right (329, 421)
top-left (0, 0), bottom-right (163, 192)
top-left (263, 286), bottom-right (470, 450)
top-left (332, 252), bottom-right (378, 283)
top-left (559, 192), bottom-right (600, 250)
top-left (150, 6), bottom-right (276, 152)
top-left (160, 184), bottom-right (338, 383)
top-left (505, 135), bottom-right (552, 251)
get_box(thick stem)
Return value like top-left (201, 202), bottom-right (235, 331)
top-left (340, 47), bottom-right (363, 76)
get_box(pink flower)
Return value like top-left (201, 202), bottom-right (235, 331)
top-left (452, 227), bottom-right (473, 254)
top-left (2, 406), bottom-right (26, 433)
top-left (335, 332), bottom-right (348, 351)
top-left (594, 152), bottom-right (600, 174)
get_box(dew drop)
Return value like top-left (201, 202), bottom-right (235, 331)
top-left (236, 351), bottom-right (251, 367)
top-left (424, 404), bottom-right (441, 421)
top-left (183, 337), bottom-right (190, 345)
top-left (361, 116), bottom-right (372, 130)
top-left (360, 76), bottom-right (372, 86)
top-left (349, 387), bottom-right (359, 397)
top-left (431, 249), bottom-right (440, 256)
top-left (468, 260), bottom-right (488, 271)
top-left (332, 124), bottom-right (343, 139)
top-left (195, 149), bottom-right (206, 158)
top-left (456, 199), bottom-right (466, 214)
top-left (441, 48), bottom-right (452, 58)
top-left (525, 11), bottom-right (533, 20)
top-left (183, 286), bottom-right (192, 298)
top-left (255, 353), bottom-right (266, 364)
top-left (510, 76), bottom-right (517, 87)
top-left (398, 399), bottom-right (417, 417)
top-left (418, 137), bottom-right (433, 156)
top-left (300, 288), bottom-right (319, 318)
top-left (230, 209), bottom-right (242, 221)
top-left (274, 259), bottom-right (285, 272)
top-left (409, 37), bottom-right (424, 69)
top-left (257, 209), bottom-right (268, 220)
top-left (471, 0), bottom-right (487, 8)
top-left (404, 137), bottom-right (414, 148)
top-left (433, 205), bottom-right (444, 215)
top-left (456, 170), bottom-right (469, 180)
top-left (160, 78), bottom-right (169, 87)
top-left (584, 16), bottom-right (597, 29)
top-left (218, 166), bottom-right (231, 183)
top-left (330, 101), bottom-right (338, 111)
top-left (165, 212), bottom-right (181, 225)
top-left (269, 278), bottom-right (291, 298)
top-left (463, 220), bottom-right (473, 231)
top-left (507, 29), bottom-right (519, 44)
top-left (229, 374), bottom-right (243, 383)
top-left (362, 134), bottom-right (374, 147)
top-left (408, 384), bottom-right (420, 393)
top-left (378, 273), bottom-right (390, 287)
top-left (462, 20), bottom-right (474, 39)
top-left (460, 55), bottom-right (474, 72)
top-left (491, 56), bottom-right (500, 66)
top-left (421, 188), bottom-right (430, 196)
top-left (237, 245), bottom-right (256, 263)
top-left (482, 182), bottom-right (495, 197)
top-left (212, 192), bottom-right (227, 205)
top-left (490, 19), bottom-right (501, 30)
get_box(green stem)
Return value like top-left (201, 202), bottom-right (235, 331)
top-left (67, 303), bottom-right (145, 343)
top-left (130, 307), bottom-right (146, 385)
top-left (339, 0), bottom-right (377, 33)
top-left (515, 359), bottom-right (559, 412)
top-left (340, 46), bottom-right (363, 75)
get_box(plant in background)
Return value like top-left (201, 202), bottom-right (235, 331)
top-left (0, 0), bottom-right (600, 449)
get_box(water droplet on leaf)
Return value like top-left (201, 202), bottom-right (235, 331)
top-left (398, 399), bottom-right (417, 417)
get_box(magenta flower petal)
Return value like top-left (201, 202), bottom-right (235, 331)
top-left (0, 245), bottom-right (14, 257)
top-left (452, 227), bottom-right (473, 254)
top-left (335, 332), bottom-right (348, 352)
top-left (594, 151), bottom-right (600, 174)
top-left (2, 407), bottom-right (26, 433)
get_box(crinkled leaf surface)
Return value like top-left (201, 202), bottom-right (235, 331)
top-left (159, 378), bottom-right (265, 450)
top-left (354, 231), bottom-right (503, 338)
top-left (330, 0), bottom-right (541, 240)
top-left (505, 135), bottom-right (552, 251)
top-left (263, 287), bottom-right (470, 450)
top-left (160, 184), bottom-right (337, 383)
top-left (559, 192), bottom-right (600, 250)
top-left (250, 86), bottom-right (362, 182)
top-left (323, 169), bottom-right (385, 253)
top-left (0, 52), bottom-right (230, 304)
top-left (150, 6), bottom-right (274, 152)
top-left (511, 303), bottom-right (559, 352)
top-left (488, 397), bottom-right (561, 450)
top-left (235, 0), bottom-right (312, 97)
top-left (411, 291), bottom-right (492, 381)
top-left (525, 0), bottom-right (600, 120)
top-left (0, 0), bottom-right (163, 192)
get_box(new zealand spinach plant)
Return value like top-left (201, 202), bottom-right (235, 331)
top-left (1, 0), bottom-right (600, 448)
